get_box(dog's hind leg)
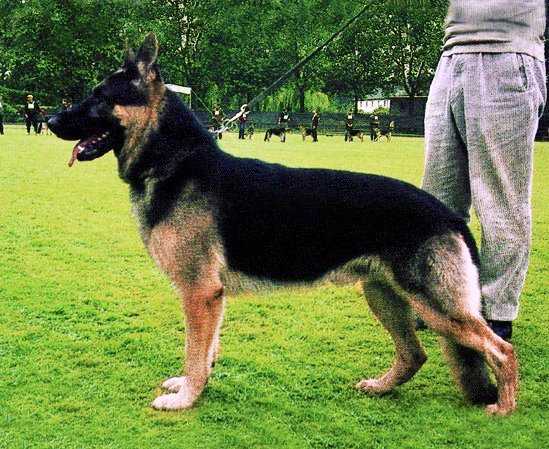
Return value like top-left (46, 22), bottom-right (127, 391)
top-left (402, 233), bottom-right (517, 415)
top-left (412, 301), bottom-right (516, 415)
top-left (439, 337), bottom-right (497, 405)
top-left (357, 278), bottom-right (427, 394)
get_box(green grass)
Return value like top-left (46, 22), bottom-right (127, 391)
top-left (1, 126), bottom-right (548, 449)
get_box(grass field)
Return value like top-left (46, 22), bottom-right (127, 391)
top-left (1, 125), bottom-right (548, 449)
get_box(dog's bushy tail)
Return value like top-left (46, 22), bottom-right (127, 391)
top-left (440, 337), bottom-right (498, 404)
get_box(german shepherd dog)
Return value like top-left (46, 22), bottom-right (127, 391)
top-left (245, 121), bottom-right (254, 140)
top-left (376, 127), bottom-right (393, 142)
top-left (48, 34), bottom-right (517, 415)
top-left (264, 127), bottom-right (286, 142)
top-left (300, 125), bottom-right (314, 141)
top-left (345, 129), bottom-right (365, 142)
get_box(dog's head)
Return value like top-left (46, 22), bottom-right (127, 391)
top-left (48, 33), bottom-right (164, 167)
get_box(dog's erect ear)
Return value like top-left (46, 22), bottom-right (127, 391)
top-left (136, 32), bottom-right (159, 80)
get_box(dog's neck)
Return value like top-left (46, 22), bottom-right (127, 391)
top-left (117, 89), bottom-right (221, 187)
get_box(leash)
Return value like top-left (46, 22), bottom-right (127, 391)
top-left (191, 89), bottom-right (214, 116)
top-left (213, 2), bottom-right (374, 136)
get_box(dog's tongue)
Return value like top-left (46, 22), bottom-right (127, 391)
top-left (68, 137), bottom-right (92, 167)
top-left (67, 134), bottom-right (110, 167)
top-left (68, 144), bottom-right (80, 167)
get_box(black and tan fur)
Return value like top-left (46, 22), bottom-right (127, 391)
top-left (377, 127), bottom-right (392, 142)
top-left (48, 34), bottom-right (518, 415)
top-left (345, 129), bottom-right (365, 142)
top-left (300, 125), bottom-right (314, 141)
top-left (264, 127), bottom-right (286, 142)
top-left (246, 122), bottom-right (254, 140)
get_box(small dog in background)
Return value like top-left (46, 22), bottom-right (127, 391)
top-left (344, 129), bottom-right (365, 142)
top-left (264, 127), bottom-right (286, 142)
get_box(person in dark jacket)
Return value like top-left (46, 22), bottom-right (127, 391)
top-left (345, 109), bottom-right (354, 141)
top-left (370, 114), bottom-right (380, 141)
top-left (311, 110), bottom-right (320, 142)
top-left (212, 105), bottom-right (224, 139)
top-left (238, 105), bottom-right (250, 140)
top-left (278, 108), bottom-right (291, 129)
top-left (24, 94), bottom-right (41, 135)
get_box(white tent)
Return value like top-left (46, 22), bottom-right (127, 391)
top-left (165, 84), bottom-right (192, 108)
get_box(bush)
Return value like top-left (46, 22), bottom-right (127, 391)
top-left (372, 106), bottom-right (390, 116)
top-left (0, 85), bottom-right (55, 105)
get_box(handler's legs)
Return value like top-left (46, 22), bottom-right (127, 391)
top-left (423, 53), bottom-right (547, 333)
top-left (460, 53), bottom-right (546, 324)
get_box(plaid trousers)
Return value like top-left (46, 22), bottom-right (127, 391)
top-left (422, 53), bottom-right (546, 321)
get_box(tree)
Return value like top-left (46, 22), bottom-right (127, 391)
top-left (374, 0), bottom-right (447, 103)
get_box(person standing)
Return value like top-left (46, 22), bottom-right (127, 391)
top-left (311, 110), bottom-right (320, 142)
top-left (24, 94), bottom-right (41, 135)
top-left (61, 98), bottom-right (73, 111)
top-left (345, 109), bottom-right (354, 142)
top-left (422, 0), bottom-right (546, 340)
top-left (0, 96), bottom-right (4, 135)
top-left (387, 119), bottom-right (395, 142)
top-left (278, 108), bottom-right (290, 129)
top-left (212, 105), bottom-right (224, 139)
top-left (369, 114), bottom-right (380, 141)
top-left (238, 105), bottom-right (250, 140)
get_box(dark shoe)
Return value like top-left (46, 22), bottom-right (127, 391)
top-left (487, 320), bottom-right (512, 341)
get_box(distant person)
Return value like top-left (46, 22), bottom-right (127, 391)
top-left (369, 114), bottom-right (380, 141)
top-left (385, 119), bottom-right (395, 142)
top-left (23, 94), bottom-right (41, 135)
top-left (238, 105), bottom-right (250, 140)
top-left (0, 96), bottom-right (4, 135)
top-left (345, 109), bottom-right (354, 142)
top-left (278, 108), bottom-right (291, 129)
top-left (61, 98), bottom-right (73, 111)
top-left (311, 110), bottom-right (320, 142)
top-left (212, 105), bottom-right (224, 139)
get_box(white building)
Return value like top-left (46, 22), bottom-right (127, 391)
top-left (356, 98), bottom-right (390, 114)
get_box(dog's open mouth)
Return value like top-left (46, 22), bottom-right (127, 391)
top-left (68, 131), bottom-right (115, 167)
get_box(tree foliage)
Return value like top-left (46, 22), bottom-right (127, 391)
top-left (0, 0), bottom-right (447, 110)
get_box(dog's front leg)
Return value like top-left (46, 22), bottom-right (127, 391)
top-left (152, 279), bottom-right (225, 411)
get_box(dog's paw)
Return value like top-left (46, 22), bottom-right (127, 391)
top-left (151, 392), bottom-right (194, 411)
top-left (161, 376), bottom-right (187, 393)
top-left (153, 376), bottom-right (200, 410)
top-left (485, 403), bottom-right (515, 416)
top-left (355, 378), bottom-right (391, 395)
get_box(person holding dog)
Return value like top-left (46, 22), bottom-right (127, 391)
top-left (212, 105), bottom-right (224, 139)
top-left (238, 105), bottom-right (250, 140)
top-left (311, 110), bottom-right (320, 142)
top-left (278, 108), bottom-right (290, 129)
top-left (369, 115), bottom-right (379, 141)
top-left (345, 109), bottom-right (354, 142)
top-left (23, 94), bottom-right (41, 135)
top-left (421, 0), bottom-right (546, 340)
